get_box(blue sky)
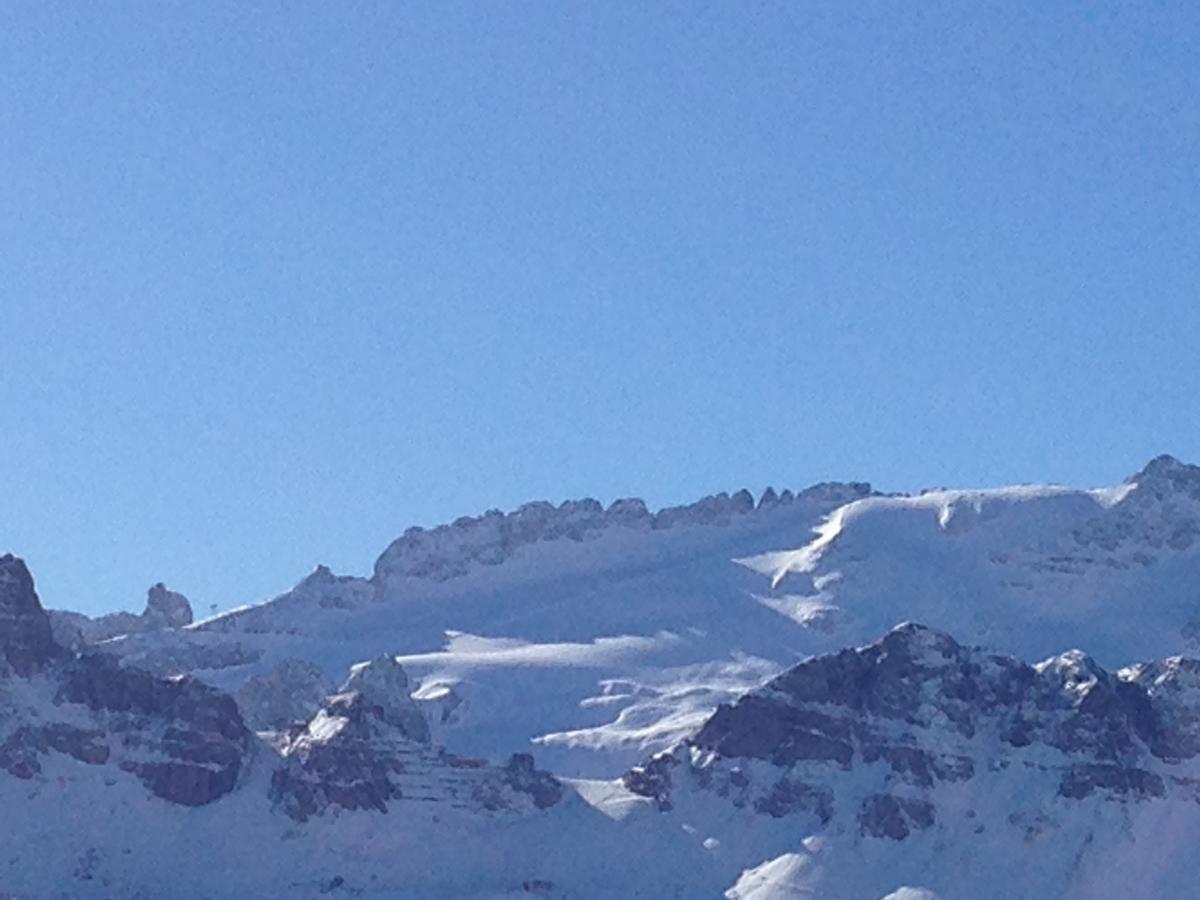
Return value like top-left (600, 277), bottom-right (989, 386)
top-left (2, 3), bottom-right (1198, 616)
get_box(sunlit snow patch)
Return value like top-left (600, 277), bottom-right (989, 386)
top-left (392, 630), bottom-right (680, 668)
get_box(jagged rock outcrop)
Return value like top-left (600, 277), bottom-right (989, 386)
top-left (0, 555), bottom-right (252, 806)
top-left (0, 554), bottom-right (62, 675)
top-left (1120, 655), bottom-right (1200, 759)
top-left (0, 554), bottom-right (562, 822)
top-left (270, 656), bottom-right (561, 821)
top-left (145, 582), bottom-right (194, 627)
top-left (625, 622), bottom-right (1200, 839)
top-left (338, 654), bottom-right (431, 743)
top-left (372, 482), bottom-right (874, 584)
top-left (50, 582), bottom-right (195, 648)
top-left (54, 653), bottom-right (253, 805)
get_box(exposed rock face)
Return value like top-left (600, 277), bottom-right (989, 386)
top-left (1072, 454), bottom-right (1200, 557)
top-left (0, 555), bottom-right (251, 806)
top-left (55, 653), bottom-right (253, 805)
top-left (858, 793), bottom-right (936, 839)
top-left (0, 657), bottom-right (253, 806)
top-left (3, 662), bottom-right (250, 804)
top-left (340, 655), bottom-right (430, 743)
top-left (0, 723), bottom-right (110, 778)
top-left (373, 483), bottom-right (874, 583)
top-left (145, 583), bottom-right (194, 628)
top-left (689, 623), bottom-right (1169, 768)
top-left (270, 657), bottom-right (562, 821)
top-left (0, 554), bottom-right (61, 675)
top-left (498, 752), bottom-right (563, 809)
top-left (236, 658), bottom-right (331, 732)
top-left (49, 582), bottom-right (195, 648)
top-left (1120, 655), bottom-right (1200, 759)
top-left (626, 623), bottom-right (1200, 840)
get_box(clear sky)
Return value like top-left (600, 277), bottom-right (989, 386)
top-left (2, 2), bottom-right (1198, 616)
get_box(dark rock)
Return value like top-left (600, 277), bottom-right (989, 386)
top-left (860, 744), bottom-right (973, 788)
top-left (858, 793), bottom-right (935, 840)
top-left (55, 654), bottom-right (251, 805)
top-left (623, 752), bottom-right (676, 810)
top-left (269, 697), bottom-right (401, 821)
top-left (129, 760), bottom-right (242, 807)
top-left (57, 654), bottom-right (250, 744)
top-left (690, 622), bottom-right (1200, 786)
top-left (1058, 764), bottom-right (1165, 801)
top-left (0, 727), bottom-right (43, 778)
top-left (144, 583), bottom-right (193, 628)
top-left (693, 699), bottom-right (853, 767)
top-left (631, 621), bottom-right (1200, 831)
top-left (502, 753), bottom-right (563, 809)
top-left (0, 555), bottom-right (62, 676)
top-left (758, 487), bottom-right (780, 509)
top-left (271, 659), bottom-right (560, 821)
top-left (40, 724), bottom-right (110, 765)
top-left (0, 723), bottom-right (111, 776)
top-left (339, 655), bottom-right (430, 744)
top-left (753, 779), bottom-right (833, 822)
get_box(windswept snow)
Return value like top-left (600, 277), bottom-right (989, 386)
top-left (10, 457), bottom-right (1200, 899)
top-left (91, 458), bottom-right (1200, 779)
top-left (391, 630), bottom-right (680, 669)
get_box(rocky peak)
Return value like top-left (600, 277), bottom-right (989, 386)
top-left (798, 481), bottom-right (875, 505)
top-left (373, 481), bottom-right (874, 584)
top-left (1070, 455), bottom-right (1200, 556)
top-left (1117, 455), bottom-right (1200, 513)
top-left (1034, 650), bottom-right (1111, 705)
top-left (1126, 454), bottom-right (1200, 491)
top-left (338, 655), bottom-right (430, 743)
top-left (144, 583), bottom-right (193, 628)
top-left (626, 623), bottom-right (1200, 832)
top-left (0, 554), bottom-right (61, 676)
top-left (1118, 656), bottom-right (1200, 759)
top-left (271, 658), bottom-right (561, 821)
top-left (48, 581), bottom-right (196, 648)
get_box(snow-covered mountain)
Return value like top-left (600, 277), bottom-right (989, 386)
top-left (95, 456), bottom-right (1200, 773)
top-left (6, 456), bottom-right (1200, 897)
top-left (625, 621), bottom-right (1200, 899)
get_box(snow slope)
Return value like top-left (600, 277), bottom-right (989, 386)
top-left (8, 447), bottom-right (1200, 900)
top-left (106, 482), bottom-right (874, 774)
top-left (98, 457), bottom-right (1200, 781)
top-left (742, 454), bottom-right (1200, 666)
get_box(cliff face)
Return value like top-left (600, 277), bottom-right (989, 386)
top-left (0, 555), bottom-right (250, 805)
top-left (0, 554), bottom-right (61, 675)
top-left (622, 621), bottom-right (1200, 896)
top-left (0, 553), bottom-right (568, 827)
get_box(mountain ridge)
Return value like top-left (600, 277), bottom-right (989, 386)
top-left (6, 455), bottom-right (1200, 897)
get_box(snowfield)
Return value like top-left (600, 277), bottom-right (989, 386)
top-left (105, 455), bottom-right (1200, 772)
top-left (6, 455), bottom-right (1200, 897)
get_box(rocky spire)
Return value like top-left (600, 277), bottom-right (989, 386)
top-left (0, 554), bottom-right (61, 676)
top-left (144, 582), bottom-right (193, 628)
